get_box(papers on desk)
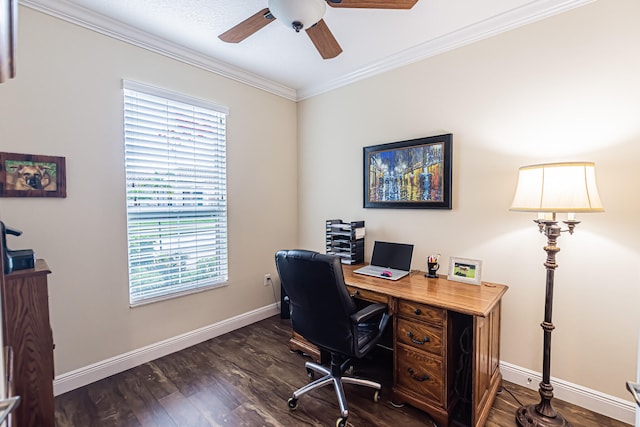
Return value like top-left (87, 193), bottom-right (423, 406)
top-left (328, 223), bottom-right (365, 239)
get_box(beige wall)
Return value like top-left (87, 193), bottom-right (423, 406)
top-left (1, 0), bottom-right (639, 408)
top-left (297, 0), bottom-right (640, 401)
top-left (0, 8), bottom-right (297, 374)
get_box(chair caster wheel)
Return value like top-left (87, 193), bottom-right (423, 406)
top-left (287, 397), bottom-right (298, 410)
top-left (306, 367), bottom-right (315, 380)
top-left (373, 389), bottom-right (381, 403)
top-left (336, 417), bottom-right (347, 427)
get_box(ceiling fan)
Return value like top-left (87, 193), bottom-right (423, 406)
top-left (219, 0), bottom-right (419, 59)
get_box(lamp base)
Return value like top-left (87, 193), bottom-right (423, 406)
top-left (516, 404), bottom-right (573, 427)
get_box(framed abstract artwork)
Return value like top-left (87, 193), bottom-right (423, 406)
top-left (363, 134), bottom-right (452, 209)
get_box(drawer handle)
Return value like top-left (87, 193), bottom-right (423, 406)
top-left (351, 290), bottom-right (360, 297)
top-left (414, 308), bottom-right (422, 315)
top-left (407, 367), bottom-right (430, 382)
top-left (407, 331), bottom-right (430, 345)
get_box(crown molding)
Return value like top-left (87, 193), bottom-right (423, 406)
top-left (19, 0), bottom-right (298, 101)
top-left (21, 0), bottom-right (593, 102)
top-left (297, 0), bottom-right (595, 100)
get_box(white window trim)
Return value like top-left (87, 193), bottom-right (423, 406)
top-left (123, 80), bottom-right (229, 307)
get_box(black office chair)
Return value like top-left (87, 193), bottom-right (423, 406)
top-left (275, 249), bottom-right (390, 427)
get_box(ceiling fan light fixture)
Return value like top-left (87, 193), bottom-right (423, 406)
top-left (268, 0), bottom-right (326, 32)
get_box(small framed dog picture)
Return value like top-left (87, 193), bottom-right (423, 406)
top-left (0, 152), bottom-right (66, 198)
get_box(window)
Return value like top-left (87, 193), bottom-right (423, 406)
top-left (123, 80), bottom-right (228, 306)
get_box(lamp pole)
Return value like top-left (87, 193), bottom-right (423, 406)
top-left (510, 162), bottom-right (603, 427)
top-left (515, 217), bottom-right (573, 427)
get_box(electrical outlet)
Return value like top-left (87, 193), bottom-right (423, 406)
top-left (264, 274), bottom-right (271, 286)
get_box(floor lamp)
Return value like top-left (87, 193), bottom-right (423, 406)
top-left (510, 162), bottom-right (604, 427)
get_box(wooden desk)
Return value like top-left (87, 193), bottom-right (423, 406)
top-left (288, 265), bottom-right (508, 427)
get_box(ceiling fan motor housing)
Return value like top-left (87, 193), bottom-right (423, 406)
top-left (219, 0), bottom-right (418, 59)
top-left (268, 0), bottom-right (327, 31)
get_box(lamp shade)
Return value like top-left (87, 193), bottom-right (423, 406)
top-left (510, 162), bottom-right (604, 213)
top-left (268, 0), bottom-right (326, 30)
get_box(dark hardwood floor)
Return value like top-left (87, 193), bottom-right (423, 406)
top-left (55, 316), bottom-right (631, 426)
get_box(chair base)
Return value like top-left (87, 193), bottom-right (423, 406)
top-left (291, 360), bottom-right (381, 419)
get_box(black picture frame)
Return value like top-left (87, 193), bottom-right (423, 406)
top-left (363, 134), bottom-right (452, 209)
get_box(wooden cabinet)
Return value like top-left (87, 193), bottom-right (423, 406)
top-left (471, 302), bottom-right (502, 427)
top-left (391, 299), bottom-right (502, 427)
top-left (1, 259), bottom-right (54, 427)
top-left (393, 301), bottom-right (453, 426)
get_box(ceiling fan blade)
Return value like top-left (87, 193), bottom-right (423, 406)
top-left (306, 19), bottom-right (343, 59)
top-left (326, 0), bottom-right (418, 9)
top-left (219, 8), bottom-right (275, 43)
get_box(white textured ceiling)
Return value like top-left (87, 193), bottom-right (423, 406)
top-left (22, 0), bottom-right (592, 100)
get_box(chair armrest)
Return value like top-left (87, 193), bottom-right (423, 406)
top-left (351, 303), bottom-right (387, 323)
top-left (351, 303), bottom-right (391, 356)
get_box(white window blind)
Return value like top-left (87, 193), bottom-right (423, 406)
top-left (123, 80), bottom-right (228, 306)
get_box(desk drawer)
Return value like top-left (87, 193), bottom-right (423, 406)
top-left (346, 286), bottom-right (388, 305)
top-left (396, 318), bottom-right (443, 356)
top-left (398, 300), bottom-right (444, 326)
top-left (396, 345), bottom-right (444, 405)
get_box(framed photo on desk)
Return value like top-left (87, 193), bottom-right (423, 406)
top-left (363, 133), bottom-right (452, 209)
top-left (448, 257), bottom-right (482, 285)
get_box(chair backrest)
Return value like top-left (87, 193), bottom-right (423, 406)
top-left (275, 249), bottom-right (358, 356)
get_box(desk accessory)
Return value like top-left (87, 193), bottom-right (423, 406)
top-left (447, 257), bottom-right (482, 285)
top-left (325, 219), bottom-right (365, 265)
top-left (425, 254), bottom-right (439, 278)
top-left (510, 162), bottom-right (604, 427)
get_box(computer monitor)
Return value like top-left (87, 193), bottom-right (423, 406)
top-left (370, 241), bottom-right (414, 271)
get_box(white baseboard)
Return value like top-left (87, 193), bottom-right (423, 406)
top-left (500, 361), bottom-right (636, 425)
top-left (53, 309), bottom-right (636, 425)
top-left (53, 303), bottom-right (280, 396)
